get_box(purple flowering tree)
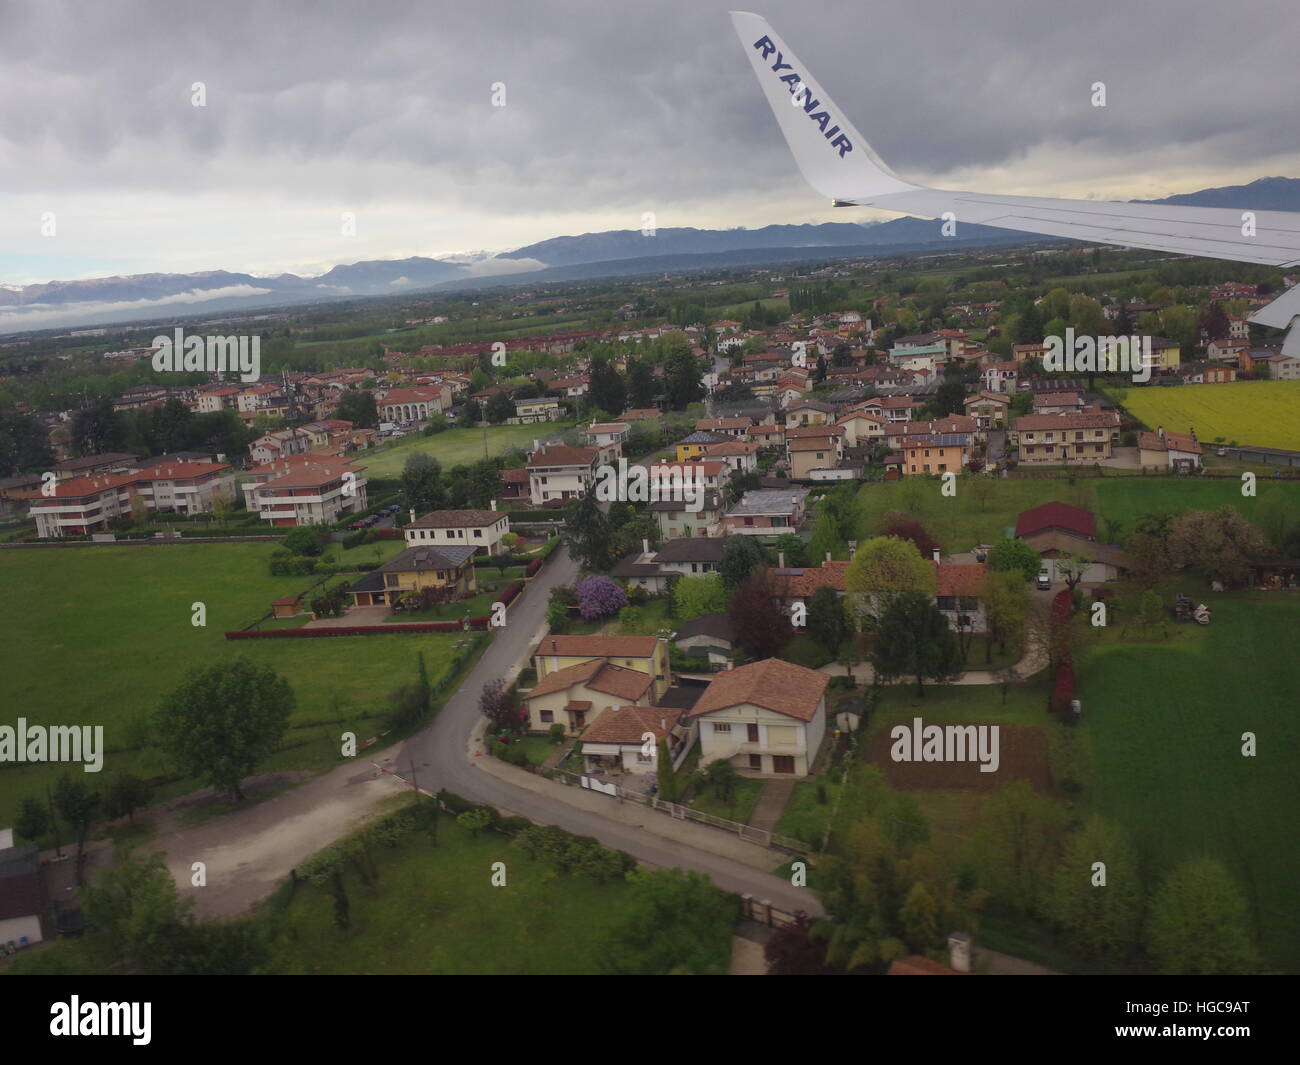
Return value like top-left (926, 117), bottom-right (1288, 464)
top-left (575, 577), bottom-right (629, 620)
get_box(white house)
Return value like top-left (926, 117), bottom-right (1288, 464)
top-left (686, 658), bottom-right (829, 777)
top-left (404, 506), bottom-right (511, 557)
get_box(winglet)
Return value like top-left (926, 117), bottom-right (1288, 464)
top-left (729, 11), bottom-right (917, 202)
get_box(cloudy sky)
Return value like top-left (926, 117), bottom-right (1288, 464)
top-left (2, 0), bottom-right (1298, 286)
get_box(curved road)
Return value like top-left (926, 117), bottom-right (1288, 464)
top-left (396, 544), bottom-right (823, 917)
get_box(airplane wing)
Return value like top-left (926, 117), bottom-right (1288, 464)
top-left (729, 10), bottom-right (1300, 270)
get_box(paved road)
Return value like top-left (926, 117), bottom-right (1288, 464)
top-left (396, 542), bottom-right (821, 916)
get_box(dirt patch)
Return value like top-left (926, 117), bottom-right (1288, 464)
top-left (866, 724), bottom-right (1053, 793)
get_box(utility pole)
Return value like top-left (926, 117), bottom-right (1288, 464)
top-left (45, 782), bottom-right (63, 859)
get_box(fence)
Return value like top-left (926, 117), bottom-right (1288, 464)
top-left (739, 895), bottom-right (803, 929)
top-left (548, 768), bottom-right (810, 853)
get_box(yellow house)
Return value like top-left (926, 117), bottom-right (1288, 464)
top-left (1149, 336), bottom-right (1181, 371)
top-left (522, 658), bottom-right (654, 734)
top-left (534, 634), bottom-right (671, 700)
top-left (676, 431), bottom-right (730, 462)
top-left (349, 544), bottom-right (477, 607)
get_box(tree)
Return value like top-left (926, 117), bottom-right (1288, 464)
top-left (672, 573), bottom-right (728, 619)
top-left (870, 590), bottom-right (963, 696)
top-left (331, 870), bottom-right (350, 930)
top-left (662, 346), bottom-right (704, 410)
top-left (1166, 507), bottom-right (1272, 587)
top-left (970, 781), bottom-right (1065, 915)
top-left (82, 849), bottom-right (197, 970)
top-left (729, 568), bottom-right (793, 660)
top-left (154, 658), bottom-right (295, 801)
top-left (461, 399), bottom-right (483, 425)
top-left (845, 536), bottom-right (937, 627)
top-left (1146, 858), bottom-right (1260, 974)
top-left (807, 586), bottom-right (854, 673)
top-left (720, 534), bottom-right (765, 590)
top-left (281, 527), bottom-right (323, 557)
top-left (626, 356), bottom-right (657, 409)
top-left (588, 357), bottom-right (627, 415)
top-left (575, 576), bottom-right (628, 619)
top-left (880, 515), bottom-right (939, 560)
top-left (14, 795), bottom-right (49, 843)
top-left (103, 773), bottom-right (154, 823)
top-left (1055, 551), bottom-right (1092, 591)
top-left (698, 758), bottom-right (740, 803)
top-left (333, 388), bottom-right (378, 428)
top-left (563, 491), bottom-right (613, 571)
top-left (0, 410), bottom-right (55, 474)
top-left (599, 867), bottom-right (736, 975)
top-left (53, 773), bottom-right (99, 886)
top-left (457, 808), bottom-right (492, 837)
top-left (402, 452), bottom-right (444, 513)
top-left (983, 570), bottom-right (1028, 663)
top-left (1046, 816), bottom-right (1143, 959)
top-left (772, 531), bottom-right (806, 567)
top-left (484, 390), bottom-right (514, 424)
top-left (987, 537), bottom-right (1040, 582)
top-left (479, 678), bottom-right (518, 734)
top-left (764, 912), bottom-right (827, 974)
top-left (655, 738), bottom-right (680, 802)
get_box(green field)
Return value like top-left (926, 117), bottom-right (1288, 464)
top-left (1079, 596), bottom-right (1300, 970)
top-left (849, 476), bottom-right (1300, 552)
top-left (357, 422), bottom-right (574, 479)
top-left (0, 543), bottom-right (468, 827)
top-left (1110, 379), bottom-right (1300, 451)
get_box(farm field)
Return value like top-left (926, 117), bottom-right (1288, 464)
top-left (1110, 379), bottom-right (1300, 451)
top-left (357, 422), bottom-right (573, 479)
top-left (0, 543), bottom-right (466, 827)
top-left (850, 474), bottom-right (1300, 552)
top-left (1078, 595), bottom-right (1300, 970)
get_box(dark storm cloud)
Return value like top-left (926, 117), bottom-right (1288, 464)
top-left (0, 0), bottom-right (1297, 278)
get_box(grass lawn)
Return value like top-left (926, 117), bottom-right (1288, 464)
top-left (0, 543), bottom-right (467, 828)
top-left (358, 422), bottom-right (574, 479)
top-left (1108, 379), bottom-right (1300, 451)
top-left (512, 735), bottom-right (562, 766)
top-left (1077, 595), bottom-right (1300, 971)
top-left (261, 816), bottom-right (637, 974)
top-left (850, 475), bottom-right (1300, 554)
top-left (689, 777), bottom-right (763, 824)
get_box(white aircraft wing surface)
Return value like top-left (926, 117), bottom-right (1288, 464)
top-left (730, 10), bottom-right (1300, 270)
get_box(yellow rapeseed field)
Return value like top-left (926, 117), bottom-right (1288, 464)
top-left (1113, 380), bottom-right (1300, 450)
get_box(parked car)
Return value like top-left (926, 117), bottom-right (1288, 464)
top-left (1037, 565), bottom-right (1052, 590)
top-left (347, 520), bottom-right (365, 531)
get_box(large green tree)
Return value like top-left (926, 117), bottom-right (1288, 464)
top-left (870, 589), bottom-right (962, 696)
top-left (563, 490), bottom-right (613, 571)
top-left (599, 867), bottom-right (736, 975)
top-left (402, 452), bottom-right (445, 513)
top-left (719, 534), bottom-right (765, 590)
top-left (1046, 815), bottom-right (1143, 960)
top-left (845, 536), bottom-right (937, 627)
top-left (807, 586), bottom-right (854, 673)
top-left (1146, 857), bottom-right (1261, 975)
top-left (154, 658), bottom-right (295, 801)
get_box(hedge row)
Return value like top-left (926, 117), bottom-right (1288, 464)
top-left (227, 620), bottom-right (489, 638)
top-left (496, 581), bottom-right (523, 609)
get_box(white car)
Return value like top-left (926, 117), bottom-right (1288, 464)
top-left (1037, 566), bottom-right (1052, 590)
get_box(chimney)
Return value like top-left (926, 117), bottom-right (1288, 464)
top-left (550, 639), bottom-right (557, 652)
top-left (409, 509), bottom-right (416, 524)
top-left (533, 438), bottom-right (539, 451)
top-left (778, 551), bottom-right (786, 568)
top-left (947, 932), bottom-right (972, 973)
top-left (490, 499), bottom-right (497, 511)
top-left (825, 552), bottom-right (832, 563)
top-left (848, 539), bottom-right (857, 560)
top-left (642, 537), bottom-right (650, 556)
top-left (932, 548), bottom-right (941, 563)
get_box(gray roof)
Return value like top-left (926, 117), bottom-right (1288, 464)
top-left (653, 537), bottom-right (726, 563)
top-left (378, 544), bottom-right (476, 573)
top-left (648, 490), bottom-right (722, 514)
top-left (674, 613), bottom-right (734, 644)
top-left (679, 430), bottom-right (732, 445)
top-left (727, 488), bottom-right (809, 516)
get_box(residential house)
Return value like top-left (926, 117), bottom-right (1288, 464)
top-left (783, 399), bottom-right (835, 427)
top-left (673, 614), bottom-right (735, 668)
top-left (533, 634), bottom-right (671, 701)
top-left (527, 444), bottom-right (598, 505)
top-left (695, 416), bottom-right (752, 437)
top-left (835, 408), bottom-right (888, 446)
top-left (1174, 361), bottom-right (1237, 384)
top-left (648, 490), bottom-right (725, 539)
top-left (702, 439), bottom-right (761, 475)
top-left (675, 430), bottom-right (732, 461)
top-left (1031, 392), bottom-right (1085, 416)
top-left (523, 658), bottom-right (656, 735)
top-left (963, 391), bottom-right (1011, 428)
top-left (404, 507), bottom-right (511, 557)
top-left (787, 427), bottom-right (846, 480)
top-left (1011, 409), bottom-right (1120, 465)
top-left (580, 706), bottom-right (688, 775)
top-left (1251, 353), bottom-right (1300, 380)
top-left (1014, 501), bottom-right (1096, 541)
top-left (240, 455), bottom-right (369, 526)
top-left (933, 561), bottom-right (988, 635)
top-left (1137, 427), bottom-right (1203, 472)
top-left (348, 544), bottom-right (477, 607)
top-left (250, 428), bottom-right (312, 465)
top-left (721, 488), bottom-right (809, 535)
top-left (0, 836), bottom-right (44, 947)
top-left (685, 658), bottom-right (829, 777)
top-left (1148, 336), bottom-right (1181, 372)
top-left (1206, 337), bottom-right (1251, 365)
top-left (513, 397), bottom-right (565, 424)
top-left (1018, 531), bottom-right (1131, 584)
top-left (746, 423), bottom-right (787, 448)
top-left (611, 536), bottom-right (726, 591)
top-left (900, 434), bottom-right (971, 475)
top-left (584, 421), bottom-right (631, 459)
top-left (981, 362), bottom-right (1019, 394)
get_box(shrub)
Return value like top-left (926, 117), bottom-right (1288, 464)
top-left (548, 723), bottom-right (567, 743)
top-left (575, 576), bottom-right (628, 620)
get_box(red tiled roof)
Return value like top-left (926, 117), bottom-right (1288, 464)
top-left (535, 634), bottom-right (660, 659)
top-left (934, 561), bottom-right (987, 597)
top-left (1014, 502), bottom-right (1096, 540)
top-left (582, 705), bottom-right (682, 745)
top-left (687, 658), bottom-right (828, 722)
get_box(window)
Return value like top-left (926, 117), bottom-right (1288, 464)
top-left (714, 723), bottom-right (731, 734)
top-left (636, 750), bottom-right (652, 763)
top-left (540, 710), bottom-right (554, 724)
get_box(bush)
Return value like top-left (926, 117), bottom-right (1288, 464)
top-left (496, 815), bottom-right (533, 837)
top-left (548, 723), bottom-right (567, 743)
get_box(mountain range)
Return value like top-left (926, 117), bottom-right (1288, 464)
top-left (3, 177), bottom-right (1298, 335)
